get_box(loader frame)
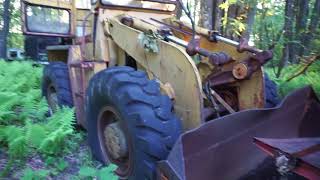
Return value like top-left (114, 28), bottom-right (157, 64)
top-left (21, 0), bottom-right (266, 130)
top-left (20, 1), bottom-right (320, 179)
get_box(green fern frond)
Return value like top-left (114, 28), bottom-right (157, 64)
top-left (32, 98), bottom-right (49, 121)
top-left (0, 125), bottom-right (6, 142)
top-left (4, 125), bottom-right (24, 142)
top-left (38, 107), bottom-right (75, 155)
top-left (46, 107), bottom-right (75, 132)
top-left (0, 61), bottom-right (84, 169)
top-left (25, 123), bottom-right (47, 148)
top-left (8, 136), bottom-right (27, 158)
top-left (39, 127), bottom-right (73, 155)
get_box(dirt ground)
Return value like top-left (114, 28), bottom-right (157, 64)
top-left (0, 134), bottom-right (105, 179)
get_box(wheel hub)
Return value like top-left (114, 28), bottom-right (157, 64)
top-left (98, 106), bottom-right (133, 178)
top-left (104, 121), bottom-right (128, 160)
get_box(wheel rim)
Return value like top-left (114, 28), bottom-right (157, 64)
top-left (47, 84), bottom-right (58, 115)
top-left (97, 106), bottom-right (133, 178)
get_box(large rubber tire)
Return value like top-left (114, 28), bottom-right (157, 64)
top-left (86, 66), bottom-right (182, 180)
top-left (42, 62), bottom-right (73, 110)
top-left (264, 74), bottom-right (280, 108)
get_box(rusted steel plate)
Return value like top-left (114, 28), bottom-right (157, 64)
top-left (254, 138), bottom-right (320, 180)
top-left (158, 86), bottom-right (320, 180)
top-left (255, 138), bottom-right (320, 169)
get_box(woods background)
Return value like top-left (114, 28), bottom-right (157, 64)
top-left (0, 0), bottom-right (319, 178)
top-left (186, 0), bottom-right (320, 77)
top-left (0, 0), bottom-right (319, 77)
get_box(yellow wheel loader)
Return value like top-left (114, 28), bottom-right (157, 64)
top-left (21, 0), bottom-right (320, 179)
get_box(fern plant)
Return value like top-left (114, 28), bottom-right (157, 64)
top-left (38, 107), bottom-right (75, 155)
top-left (0, 61), bottom-right (76, 177)
top-left (0, 61), bottom-right (117, 179)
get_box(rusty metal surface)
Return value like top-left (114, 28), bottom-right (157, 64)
top-left (207, 49), bottom-right (273, 86)
top-left (163, 18), bottom-right (266, 109)
top-left (254, 138), bottom-right (320, 180)
top-left (255, 138), bottom-right (320, 169)
top-left (121, 17), bottom-right (233, 67)
top-left (237, 38), bottom-right (262, 54)
top-left (159, 86), bottom-right (320, 180)
top-left (185, 36), bottom-right (233, 66)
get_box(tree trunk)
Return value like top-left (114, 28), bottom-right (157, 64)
top-left (0, 0), bottom-right (11, 59)
top-left (224, 4), bottom-right (241, 39)
top-left (199, 0), bottom-right (213, 29)
top-left (293, 0), bottom-right (309, 62)
top-left (176, 2), bottom-right (183, 19)
top-left (243, 1), bottom-right (258, 39)
top-left (303, 0), bottom-right (320, 54)
top-left (277, 0), bottom-right (294, 77)
top-left (212, 0), bottom-right (223, 32)
top-left (256, 4), bottom-right (268, 49)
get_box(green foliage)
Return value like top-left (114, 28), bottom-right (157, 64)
top-left (229, 18), bottom-right (246, 36)
top-left (219, 0), bottom-right (239, 34)
top-left (253, 0), bottom-right (285, 63)
top-left (39, 107), bottom-right (75, 155)
top-left (21, 168), bottom-right (49, 180)
top-left (78, 165), bottom-right (118, 180)
top-left (0, 61), bottom-right (75, 176)
top-left (26, 123), bottom-right (47, 148)
top-left (310, 28), bottom-right (320, 54)
top-left (79, 166), bottom-right (97, 177)
top-left (8, 0), bottom-right (25, 49)
top-left (138, 32), bottom-right (160, 53)
top-left (0, 61), bottom-right (118, 179)
top-left (98, 166), bottom-right (118, 180)
top-left (56, 159), bottom-right (69, 171)
top-left (266, 62), bottom-right (320, 97)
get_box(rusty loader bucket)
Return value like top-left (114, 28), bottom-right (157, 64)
top-left (254, 137), bottom-right (320, 179)
top-left (157, 86), bottom-right (320, 180)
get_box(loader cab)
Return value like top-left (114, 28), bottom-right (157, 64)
top-left (23, 3), bottom-right (73, 37)
top-left (22, 0), bottom-right (92, 38)
top-left (21, 0), bottom-right (176, 47)
top-left (22, 0), bottom-right (176, 37)
top-left (21, 0), bottom-right (94, 61)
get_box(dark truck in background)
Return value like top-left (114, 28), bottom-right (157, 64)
top-left (24, 35), bottom-right (59, 62)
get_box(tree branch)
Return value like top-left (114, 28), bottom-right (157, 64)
top-left (286, 54), bottom-right (320, 82)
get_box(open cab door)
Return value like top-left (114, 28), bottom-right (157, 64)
top-left (21, 0), bottom-right (75, 37)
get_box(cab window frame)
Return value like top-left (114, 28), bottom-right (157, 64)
top-left (23, 2), bottom-right (73, 37)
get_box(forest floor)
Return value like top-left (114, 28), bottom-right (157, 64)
top-left (0, 61), bottom-right (117, 180)
top-left (0, 133), bottom-right (111, 180)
